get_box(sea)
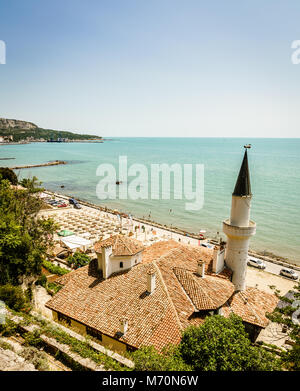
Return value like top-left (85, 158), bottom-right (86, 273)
top-left (1, 138), bottom-right (299, 265)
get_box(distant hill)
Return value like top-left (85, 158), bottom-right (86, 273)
top-left (0, 118), bottom-right (102, 142)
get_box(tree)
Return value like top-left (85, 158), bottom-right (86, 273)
top-left (267, 282), bottom-right (300, 370)
top-left (0, 179), bottom-right (58, 285)
top-left (20, 176), bottom-right (44, 193)
top-left (0, 284), bottom-right (30, 312)
top-left (179, 314), bottom-right (280, 371)
top-left (67, 252), bottom-right (90, 269)
top-left (132, 345), bottom-right (192, 371)
top-left (0, 167), bottom-right (18, 185)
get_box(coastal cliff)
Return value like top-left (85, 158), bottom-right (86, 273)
top-left (0, 118), bottom-right (37, 130)
top-left (0, 117), bottom-right (102, 142)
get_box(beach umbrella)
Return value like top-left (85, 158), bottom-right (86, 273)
top-left (57, 229), bottom-right (75, 237)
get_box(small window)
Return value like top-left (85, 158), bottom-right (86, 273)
top-left (120, 262), bottom-right (123, 268)
top-left (57, 312), bottom-right (71, 326)
top-left (126, 345), bottom-right (135, 352)
top-left (86, 326), bottom-right (102, 342)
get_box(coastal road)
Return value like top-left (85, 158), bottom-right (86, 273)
top-left (247, 256), bottom-right (300, 281)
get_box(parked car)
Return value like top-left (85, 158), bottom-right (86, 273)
top-left (47, 199), bottom-right (59, 205)
top-left (57, 202), bottom-right (68, 207)
top-left (279, 268), bottom-right (299, 280)
top-left (69, 198), bottom-right (81, 209)
top-left (247, 257), bottom-right (266, 269)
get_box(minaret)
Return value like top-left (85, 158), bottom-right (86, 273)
top-left (223, 146), bottom-right (256, 291)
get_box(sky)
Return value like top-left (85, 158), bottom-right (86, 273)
top-left (0, 0), bottom-right (300, 138)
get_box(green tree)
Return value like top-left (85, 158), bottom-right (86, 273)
top-left (0, 284), bottom-right (30, 312)
top-left (132, 345), bottom-right (192, 371)
top-left (0, 167), bottom-right (18, 185)
top-left (267, 282), bottom-right (300, 370)
top-left (0, 179), bottom-right (58, 285)
top-left (20, 176), bottom-right (44, 193)
top-left (179, 314), bottom-right (280, 371)
top-left (67, 252), bottom-right (90, 269)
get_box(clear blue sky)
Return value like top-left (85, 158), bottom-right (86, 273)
top-left (0, 0), bottom-right (300, 137)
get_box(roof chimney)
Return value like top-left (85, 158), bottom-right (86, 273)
top-left (147, 269), bottom-right (156, 294)
top-left (197, 260), bottom-right (205, 278)
top-left (120, 318), bottom-right (128, 335)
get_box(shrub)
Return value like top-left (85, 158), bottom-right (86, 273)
top-left (132, 345), bottom-right (192, 371)
top-left (24, 329), bottom-right (43, 348)
top-left (0, 284), bottom-right (30, 312)
top-left (0, 167), bottom-right (18, 185)
top-left (67, 252), bottom-right (90, 269)
top-left (47, 282), bottom-right (62, 295)
top-left (0, 340), bottom-right (14, 351)
top-left (35, 274), bottom-right (47, 288)
top-left (42, 260), bottom-right (69, 276)
top-left (179, 314), bottom-right (280, 371)
top-left (20, 346), bottom-right (49, 371)
top-left (0, 318), bottom-right (19, 337)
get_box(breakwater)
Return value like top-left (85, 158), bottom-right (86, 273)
top-left (11, 160), bottom-right (66, 169)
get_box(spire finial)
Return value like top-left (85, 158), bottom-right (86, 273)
top-left (232, 146), bottom-right (252, 197)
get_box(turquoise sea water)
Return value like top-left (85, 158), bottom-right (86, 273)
top-left (1, 138), bottom-right (299, 265)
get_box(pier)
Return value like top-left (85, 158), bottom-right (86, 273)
top-left (11, 160), bottom-right (66, 169)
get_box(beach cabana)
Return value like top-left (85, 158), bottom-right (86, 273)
top-left (60, 235), bottom-right (92, 252)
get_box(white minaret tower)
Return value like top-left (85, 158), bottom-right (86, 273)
top-left (223, 146), bottom-right (256, 291)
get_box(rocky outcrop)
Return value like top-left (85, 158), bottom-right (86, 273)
top-left (0, 118), bottom-right (38, 130)
top-left (0, 347), bottom-right (37, 371)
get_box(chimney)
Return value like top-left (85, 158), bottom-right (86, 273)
top-left (120, 318), bottom-right (128, 335)
top-left (147, 269), bottom-right (156, 294)
top-left (197, 260), bottom-right (205, 278)
top-left (212, 242), bottom-right (225, 274)
top-left (101, 245), bottom-right (112, 279)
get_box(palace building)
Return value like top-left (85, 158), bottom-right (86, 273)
top-left (46, 148), bottom-right (278, 352)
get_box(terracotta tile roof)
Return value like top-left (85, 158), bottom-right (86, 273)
top-left (153, 245), bottom-right (233, 328)
top-left (94, 234), bottom-right (145, 256)
top-left (46, 258), bottom-right (182, 350)
top-left (221, 287), bottom-right (279, 328)
top-left (46, 240), bottom-right (276, 351)
top-left (173, 268), bottom-right (234, 310)
top-left (141, 240), bottom-right (182, 264)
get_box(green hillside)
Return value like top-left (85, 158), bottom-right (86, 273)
top-left (0, 118), bottom-right (102, 142)
top-left (0, 127), bottom-right (102, 142)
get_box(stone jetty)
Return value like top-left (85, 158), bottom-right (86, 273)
top-left (11, 160), bottom-right (66, 169)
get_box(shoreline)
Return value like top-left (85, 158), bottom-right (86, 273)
top-left (42, 188), bottom-right (300, 271)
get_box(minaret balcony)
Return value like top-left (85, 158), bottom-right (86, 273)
top-left (223, 219), bottom-right (256, 239)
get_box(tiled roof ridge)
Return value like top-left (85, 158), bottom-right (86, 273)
top-left (173, 267), bottom-right (215, 309)
top-left (171, 268), bottom-right (198, 312)
top-left (95, 234), bottom-right (144, 256)
top-left (240, 289), bottom-right (264, 325)
top-left (151, 246), bottom-right (180, 263)
top-left (155, 245), bottom-right (202, 266)
top-left (153, 261), bottom-right (184, 331)
top-left (117, 235), bottom-right (135, 255)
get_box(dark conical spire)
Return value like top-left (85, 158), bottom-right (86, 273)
top-left (232, 148), bottom-right (252, 196)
